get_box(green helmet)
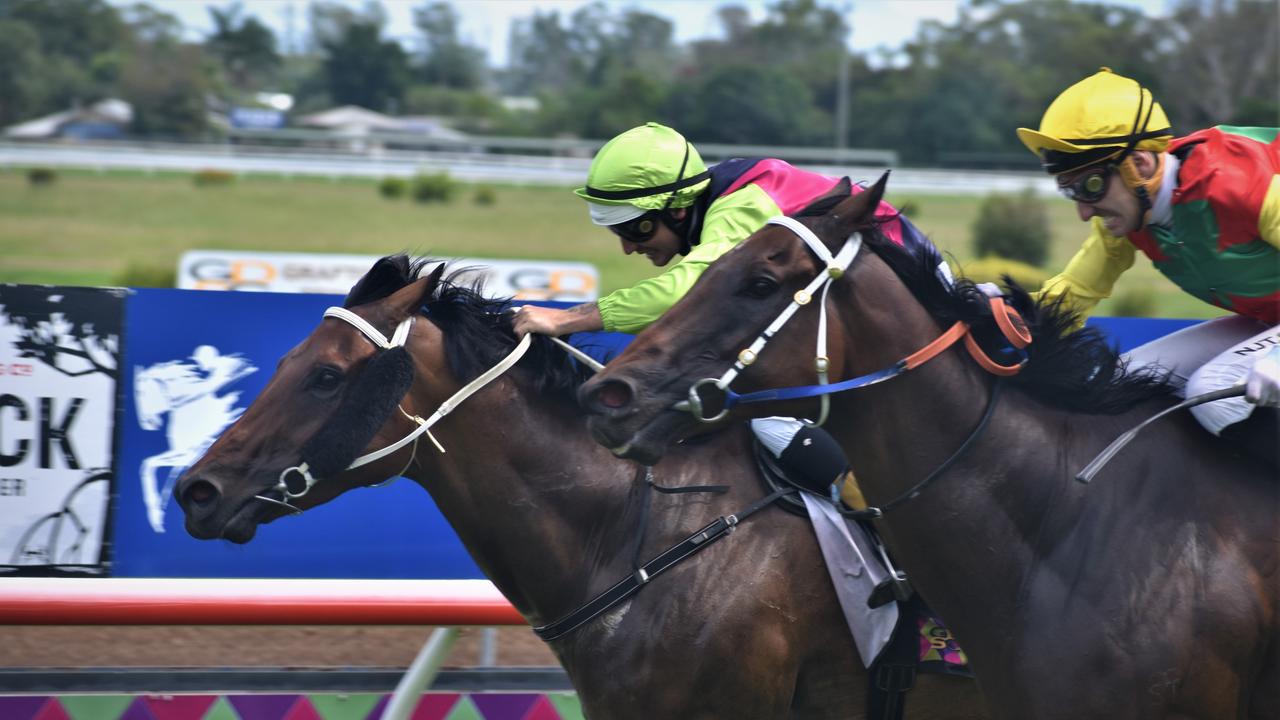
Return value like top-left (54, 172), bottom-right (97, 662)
top-left (574, 123), bottom-right (711, 225)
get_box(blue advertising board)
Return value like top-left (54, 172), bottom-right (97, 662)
top-left (111, 289), bottom-right (629, 578)
top-left (106, 287), bottom-right (1196, 578)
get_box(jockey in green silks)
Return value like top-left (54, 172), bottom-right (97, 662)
top-left (1017, 68), bottom-right (1280, 468)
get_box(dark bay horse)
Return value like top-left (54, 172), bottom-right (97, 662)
top-left (579, 178), bottom-right (1280, 719)
top-left (173, 255), bottom-right (987, 720)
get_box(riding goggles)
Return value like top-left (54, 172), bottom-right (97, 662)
top-left (1057, 165), bottom-right (1113, 204)
top-left (609, 210), bottom-right (662, 243)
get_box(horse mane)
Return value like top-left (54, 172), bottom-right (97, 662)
top-left (856, 231), bottom-right (1175, 414)
top-left (343, 254), bottom-right (591, 397)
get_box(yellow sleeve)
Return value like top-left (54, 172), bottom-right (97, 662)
top-left (1260, 174), bottom-right (1280, 251)
top-left (1032, 218), bottom-right (1136, 325)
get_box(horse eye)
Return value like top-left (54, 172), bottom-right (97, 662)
top-left (308, 367), bottom-right (345, 396)
top-left (741, 276), bottom-right (779, 299)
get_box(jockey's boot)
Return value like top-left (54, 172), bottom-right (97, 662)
top-left (1219, 407), bottom-right (1280, 473)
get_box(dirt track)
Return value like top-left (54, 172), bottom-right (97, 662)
top-left (0, 626), bottom-right (558, 668)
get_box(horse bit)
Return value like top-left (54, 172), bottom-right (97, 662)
top-left (253, 306), bottom-right (539, 514)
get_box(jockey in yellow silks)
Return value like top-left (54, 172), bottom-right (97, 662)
top-left (1018, 68), bottom-right (1280, 468)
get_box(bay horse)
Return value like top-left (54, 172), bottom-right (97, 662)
top-left (578, 177), bottom-right (1280, 719)
top-left (173, 255), bottom-right (987, 719)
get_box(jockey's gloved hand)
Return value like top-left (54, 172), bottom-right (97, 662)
top-left (1245, 346), bottom-right (1280, 407)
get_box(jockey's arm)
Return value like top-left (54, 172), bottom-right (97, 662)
top-left (1261, 175), bottom-right (1280, 251)
top-left (1032, 217), bottom-right (1136, 326)
top-left (511, 302), bottom-right (603, 337)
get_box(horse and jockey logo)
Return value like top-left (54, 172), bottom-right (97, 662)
top-left (134, 345), bottom-right (256, 532)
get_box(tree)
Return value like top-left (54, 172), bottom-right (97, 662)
top-left (506, 9), bottom-right (583, 95)
top-left (207, 2), bottom-right (281, 93)
top-left (320, 18), bottom-right (409, 111)
top-left (119, 40), bottom-right (211, 138)
top-left (413, 1), bottom-right (485, 90)
top-left (669, 64), bottom-right (829, 146)
top-left (0, 0), bottom-right (125, 67)
top-left (1161, 0), bottom-right (1279, 127)
top-left (0, 20), bottom-right (45, 126)
top-left (0, 0), bottom-right (128, 118)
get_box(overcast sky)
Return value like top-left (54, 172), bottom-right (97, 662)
top-left (146, 0), bottom-right (1171, 67)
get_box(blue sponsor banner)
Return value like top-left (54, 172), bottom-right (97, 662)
top-left (112, 289), bottom-right (627, 578)
top-left (109, 287), bottom-right (1196, 578)
top-left (1089, 316), bottom-right (1197, 350)
top-left (229, 107), bottom-right (286, 130)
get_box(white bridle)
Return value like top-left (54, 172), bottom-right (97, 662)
top-left (677, 216), bottom-right (862, 425)
top-left (261, 306), bottom-right (535, 507)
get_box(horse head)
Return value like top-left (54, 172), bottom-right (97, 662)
top-left (174, 257), bottom-right (447, 542)
top-left (580, 173), bottom-right (930, 464)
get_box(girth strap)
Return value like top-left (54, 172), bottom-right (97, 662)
top-left (533, 486), bottom-right (794, 641)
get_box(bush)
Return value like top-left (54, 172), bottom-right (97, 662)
top-left (26, 167), bottom-right (57, 186)
top-left (958, 256), bottom-right (1049, 292)
top-left (379, 177), bottom-right (407, 199)
top-left (411, 172), bottom-right (455, 204)
top-left (193, 169), bottom-right (235, 187)
top-left (115, 263), bottom-right (177, 288)
top-left (971, 189), bottom-right (1051, 267)
top-left (473, 184), bottom-right (497, 206)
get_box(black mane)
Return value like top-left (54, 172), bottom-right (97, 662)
top-left (343, 254), bottom-right (592, 397)
top-left (857, 232), bottom-right (1175, 414)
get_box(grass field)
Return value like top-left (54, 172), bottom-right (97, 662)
top-left (0, 168), bottom-right (1227, 319)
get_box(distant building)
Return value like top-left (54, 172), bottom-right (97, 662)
top-left (296, 105), bottom-right (405, 136)
top-left (4, 99), bottom-right (133, 140)
top-left (297, 106), bottom-right (467, 140)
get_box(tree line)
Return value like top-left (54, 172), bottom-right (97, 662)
top-left (0, 0), bottom-right (1275, 166)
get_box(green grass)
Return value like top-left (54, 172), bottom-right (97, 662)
top-left (0, 168), bottom-right (1226, 319)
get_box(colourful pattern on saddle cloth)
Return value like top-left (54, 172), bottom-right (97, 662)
top-left (917, 613), bottom-right (972, 677)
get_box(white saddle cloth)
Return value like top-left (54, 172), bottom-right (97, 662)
top-left (801, 493), bottom-right (899, 667)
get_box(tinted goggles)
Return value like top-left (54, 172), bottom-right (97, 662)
top-left (608, 211), bottom-right (662, 243)
top-left (1057, 165), bottom-right (1113, 204)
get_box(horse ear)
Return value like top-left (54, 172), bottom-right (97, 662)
top-left (832, 171), bottom-right (890, 232)
top-left (421, 262), bottom-right (446, 291)
top-left (386, 264), bottom-right (443, 321)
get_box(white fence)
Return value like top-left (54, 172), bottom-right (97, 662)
top-left (0, 139), bottom-right (1059, 197)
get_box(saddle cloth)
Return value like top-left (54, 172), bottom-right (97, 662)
top-left (801, 493), bottom-right (899, 667)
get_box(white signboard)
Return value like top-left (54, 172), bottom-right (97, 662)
top-left (0, 286), bottom-right (120, 572)
top-left (178, 251), bottom-right (599, 302)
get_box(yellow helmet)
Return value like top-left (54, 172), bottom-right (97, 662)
top-left (1017, 68), bottom-right (1172, 175)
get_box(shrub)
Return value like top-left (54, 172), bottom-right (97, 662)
top-left (379, 177), bottom-right (407, 199)
top-left (411, 172), bottom-right (455, 203)
top-left (958, 256), bottom-right (1049, 292)
top-left (473, 184), bottom-right (497, 206)
top-left (971, 189), bottom-right (1051, 267)
top-left (1108, 287), bottom-right (1157, 317)
top-left (193, 169), bottom-right (235, 187)
top-left (26, 167), bottom-right (57, 186)
top-left (116, 263), bottom-right (177, 288)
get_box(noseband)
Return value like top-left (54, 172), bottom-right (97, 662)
top-left (677, 216), bottom-right (1033, 424)
top-left (256, 306), bottom-right (535, 512)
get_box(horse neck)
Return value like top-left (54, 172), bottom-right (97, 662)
top-left (822, 263), bottom-right (1060, 629)
top-left (404, 374), bottom-right (656, 626)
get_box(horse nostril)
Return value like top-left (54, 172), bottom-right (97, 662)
top-left (184, 479), bottom-right (220, 508)
top-left (595, 379), bottom-right (634, 410)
